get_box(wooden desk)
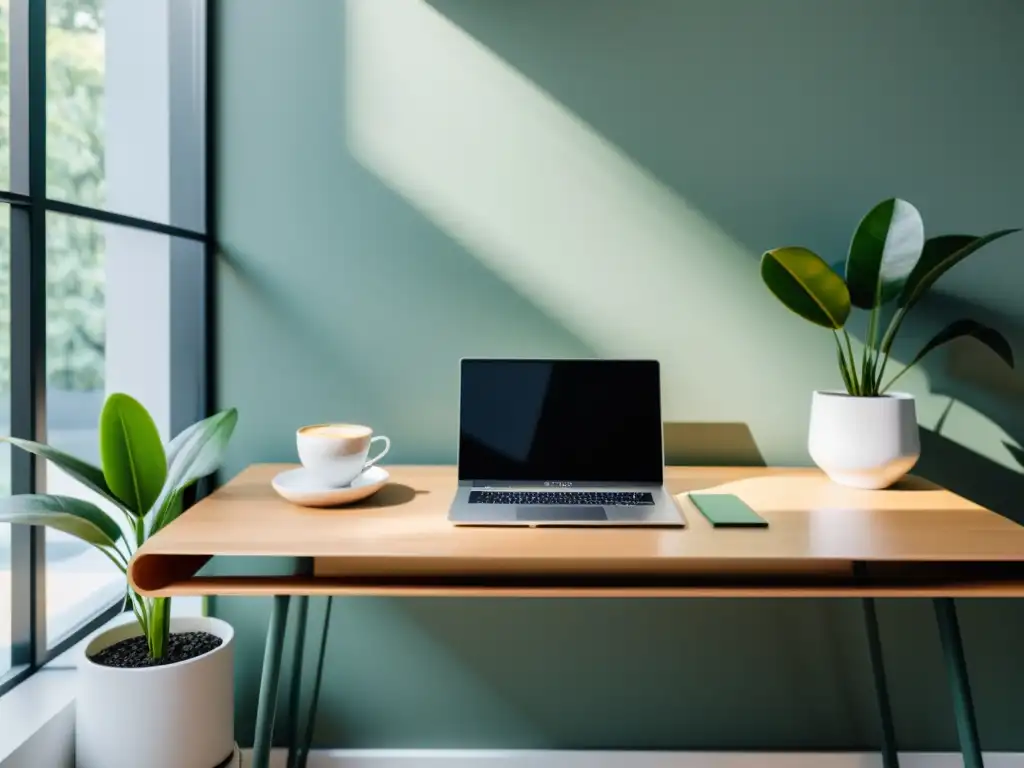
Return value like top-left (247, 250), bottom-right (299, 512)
top-left (130, 465), bottom-right (1024, 768)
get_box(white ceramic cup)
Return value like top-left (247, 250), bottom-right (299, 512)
top-left (296, 423), bottom-right (391, 487)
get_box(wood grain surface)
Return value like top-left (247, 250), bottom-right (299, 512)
top-left (128, 464), bottom-right (1024, 597)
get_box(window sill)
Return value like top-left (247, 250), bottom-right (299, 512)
top-left (0, 666), bottom-right (77, 768)
top-left (0, 597), bottom-right (202, 768)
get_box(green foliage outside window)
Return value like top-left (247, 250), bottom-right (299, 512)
top-left (0, 0), bottom-right (107, 394)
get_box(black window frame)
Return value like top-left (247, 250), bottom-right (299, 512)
top-left (0, 0), bottom-right (215, 696)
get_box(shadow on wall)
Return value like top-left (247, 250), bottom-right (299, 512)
top-left (918, 429), bottom-right (1024, 525)
top-left (410, 0), bottom-right (1024, 468)
top-left (218, 245), bottom-right (390, 417)
top-left (905, 292), bottom-right (1024, 524)
top-left (422, 0), bottom-right (1024, 281)
top-left (663, 421), bottom-right (765, 467)
top-left (344, 0), bottom-right (842, 466)
top-left (218, 213), bottom-right (599, 466)
top-left (385, 595), bottom-right (878, 750)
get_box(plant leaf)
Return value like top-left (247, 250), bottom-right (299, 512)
top-left (0, 494), bottom-right (123, 548)
top-left (861, 355), bottom-right (877, 397)
top-left (164, 408), bottom-right (238, 480)
top-left (836, 340), bottom-right (855, 394)
top-left (905, 319), bottom-right (1014, 372)
top-left (761, 247), bottom-right (851, 329)
top-left (99, 393), bottom-right (167, 517)
top-left (149, 408), bottom-right (238, 530)
top-left (164, 408), bottom-right (238, 493)
top-left (0, 437), bottom-right (131, 513)
top-left (149, 597), bottom-right (171, 660)
top-left (149, 486), bottom-right (184, 537)
top-left (846, 198), bottom-right (925, 309)
top-left (899, 230), bottom-right (1021, 309)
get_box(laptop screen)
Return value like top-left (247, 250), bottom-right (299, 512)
top-left (458, 359), bottom-right (663, 483)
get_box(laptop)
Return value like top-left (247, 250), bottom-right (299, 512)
top-left (448, 358), bottom-right (685, 527)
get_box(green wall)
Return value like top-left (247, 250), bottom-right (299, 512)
top-left (215, 0), bottom-right (1024, 751)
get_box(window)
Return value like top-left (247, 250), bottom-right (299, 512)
top-left (0, 0), bottom-right (210, 695)
top-left (0, 0), bottom-right (13, 682)
top-left (46, 0), bottom-right (205, 230)
top-left (0, 1), bottom-right (9, 190)
top-left (0, 204), bottom-right (9, 678)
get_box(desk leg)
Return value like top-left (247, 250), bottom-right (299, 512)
top-left (296, 596), bottom-right (334, 768)
top-left (934, 598), bottom-right (983, 768)
top-left (284, 595), bottom-right (310, 768)
top-left (252, 594), bottom-right (291, 768)
top-left (861, 597), bottom-right (899, 768)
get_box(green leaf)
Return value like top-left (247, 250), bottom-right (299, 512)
top-left (906, 319), bottom-right (1014, 371)
top-left (836, 339), bottom-right (856, 394)
top-left (165, 408), bottom-right (238, 493)
top-left (0, 494), bottom-right (123, 548)
top-left (845, 198), bottom-right (925, 309)
top-left (149, 597), bottom-right (171, 660)
top-left (861, 355), bottom-right (877, 397)
top-left (99, 394), bottom-right (167, 517)
top-left (761, 247), bottom-right (851, 329)
top-left (150, 408), bottom-right (239, 532)
top-left (899, 230), bottom-right (1021, 309)
top-left (0, 437), bottom-right (130, 514)
top-left (149, 486), bottom-right (184, 537)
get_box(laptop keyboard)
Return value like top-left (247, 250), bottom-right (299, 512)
top-left (469, 490), bottom-right (654, 506)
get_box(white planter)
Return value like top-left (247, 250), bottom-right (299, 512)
top-left (807, 390), bottom-right (920, 490)
top-left (76, 615), bottom-right (235, 768)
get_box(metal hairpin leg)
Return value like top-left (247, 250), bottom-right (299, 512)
top-left (862, 596), bottom-right (899, 768)
top-left (295, 596), bottom-right (335, 768)
top-left (251, 594), bottom-right (292, 768)
top-left (285, 595), bottom-right (310, 768)
top-left (855, 565), bottom-right (899, 768)
top-left (934, 598), bottom-right (984, 768)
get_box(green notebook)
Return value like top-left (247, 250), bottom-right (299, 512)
top-left (688, 493), bottom-right (768, 528)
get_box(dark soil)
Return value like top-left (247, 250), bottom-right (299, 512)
top-left (90, 631), bottom-right (223, 668)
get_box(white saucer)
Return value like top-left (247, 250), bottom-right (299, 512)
top-left (271, 465), bottom-right (390, 508)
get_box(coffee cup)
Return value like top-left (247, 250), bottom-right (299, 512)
top-left (296, 423), bottom-right (391, 487)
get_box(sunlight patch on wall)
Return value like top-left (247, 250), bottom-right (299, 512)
top-left (344, 0), bottom-right (837, 430)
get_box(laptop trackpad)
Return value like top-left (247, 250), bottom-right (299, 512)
top-left (516, 506), bottom-right (608, 522)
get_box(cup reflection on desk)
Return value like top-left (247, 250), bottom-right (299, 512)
top-left (296, 423), bottom-right (391, 487)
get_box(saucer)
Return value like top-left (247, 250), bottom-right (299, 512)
top-left (271, 465), bottom-right (390, 508)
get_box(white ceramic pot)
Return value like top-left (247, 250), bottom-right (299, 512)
top-left (76, 616), bottom-right (235, 768)
top-left (807, 390), bottom-right (920, 489)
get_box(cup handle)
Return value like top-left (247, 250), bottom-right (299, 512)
top-left (363, 435), bottom-right (391, 470)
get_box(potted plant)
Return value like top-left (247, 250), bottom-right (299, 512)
top-left (761, 198), bottom-right (1017, 489)
top-left (0, 393), bottom-right (239, 768)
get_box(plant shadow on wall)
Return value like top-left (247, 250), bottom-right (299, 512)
top-left (898, 292), bottom-right (1024, 525)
